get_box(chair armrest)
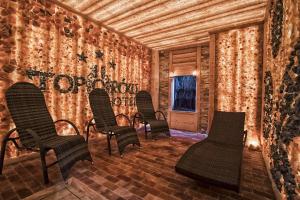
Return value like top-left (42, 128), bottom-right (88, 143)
top-left (54, 119), bottom-right (80, 136)
top-left (154, 111), bottom-right (167, 121)
top-left (2, 128), bottom-right (17, 143)
top-left (25, 129), bottom-right (43, 149)
top-left (133, 112), bottom-right (145, 127)
top-left (243, 130), bottom-right (248, 147)
top-left (115, 113), bottom-right (132, 126)
top-left (86, 118), bottom-right (96, 143)
top-left (2, 128), bottom-right (21, 149)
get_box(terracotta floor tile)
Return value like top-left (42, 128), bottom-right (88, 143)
top-left (0, 133), bottom-right (275, 199)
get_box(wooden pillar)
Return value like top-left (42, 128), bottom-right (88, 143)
top-left (151, 50), bottom-right (159, 111)
top-left (208, 34), bottom-right (216, 130)
top-left (196, 46), bottom-right (201, 131)
top-left (168, 51), bottom-right (173, 124)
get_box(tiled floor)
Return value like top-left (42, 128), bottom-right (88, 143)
top-left (0, 132), bottom-right (275, 200)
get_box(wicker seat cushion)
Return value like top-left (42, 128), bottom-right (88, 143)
top-left (105, 126), bottom-right (140, 154)
top-left (5, 82), bottom-right (92, 182)
top-left (89, 88), bottom-right (140, 155)
top-left (147, 120), bottom-right (169, 134)
top-left (43, 135), bottom-right (90, 179)
top-left (175, 140), bottom-right (243, 191)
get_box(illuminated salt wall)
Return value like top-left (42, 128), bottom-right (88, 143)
top-left (215, 25), bottom-right (263, 145)
top-left (0, 0), bottom-right (151, 157)
top-left (262, 0), bottom-right (300, 199)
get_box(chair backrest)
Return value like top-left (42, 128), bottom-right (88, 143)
top-left (208, 111), bottom-right (245, 147)
top-left (89, 88), bottom-right (117, 130)
top-left (135, 91), bottom-right (156, 120)
top-left (5, 82), bottom-right (57, 148)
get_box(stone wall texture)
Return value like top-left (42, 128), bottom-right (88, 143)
top-left (262, 0), bottom-right (300, 199)
top-left (199, 45), bottom-right (210, 131)
top-left (215, 25), bottom-right (263, 144)
top-left (0, 0), bottom-right (151, 158)
top-left (158, 50), bottom-right (169, 118)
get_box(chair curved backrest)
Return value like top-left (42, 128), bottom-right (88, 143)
top-left (136, 91), bottom-right (156, 120)
top-left (208, 111), bottom-right (245, 147)
top-left (89, 88), bottom-right (117, 130)
top-left (5, 82), bottom-right (57, 148)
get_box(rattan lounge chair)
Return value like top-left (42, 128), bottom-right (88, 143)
top-left (134, 91), bottom-right (170, 139)
top-left (175, 111), bottom-right (247, 192)
top-left (87, 88), bottom-right (140, 156)
top-left (0, 82), bottom-right (92, 184)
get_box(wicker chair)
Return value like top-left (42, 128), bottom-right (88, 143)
top-left (0, 82), bottom-right (92, 184)
top-left (134, 91), bottom-right (170, 139)
top-left (87, 88), bottom-right (140, 156)
top-left (175, 111), bottom-right (247, 192)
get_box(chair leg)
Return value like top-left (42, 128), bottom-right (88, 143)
top-left (106, 134), bottom-right (112, 155)
top-left (40, 150), bottom-right (49, 184)
top-left (144, 124), bottom-right (148, 139)
top-left (0, 140), bottom-right (7, 175)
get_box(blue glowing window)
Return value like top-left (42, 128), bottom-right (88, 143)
top-left (172, 75), bottom-right (196, 112)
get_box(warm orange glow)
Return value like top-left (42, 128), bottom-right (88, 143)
top-left (0, 0), bottom-right (151, 158)
top-left (248, 139), bottom-right (260, 149)
top-left (215, 25), bottom-right (263, 145)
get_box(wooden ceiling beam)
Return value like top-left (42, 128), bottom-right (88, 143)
top-left (91, 0), bottom-right (154, 23)
top-left (109, 0), bottom-right (207, 30)
top-left (133, 9), bottom-right (265, 43)
top-left (132, 3), bottom-right (266, 39)
top-left (149, 37), bottom-right (210, 48)
top-left (142, 17), bottom-right (264, 49)
top-left (120, 0), bottom-right (227, 32)
top-left (142, 32), bottom-right (209, 46)
top-left (75, 0), bottom-right (99, 11)
top-left (105, 0), bottom-right (171, 25)
top-left (60, 0), bottom-right (93, 11)
top-left (154, 38), bottom-right (210, 50)
top-left (141, 31), bottom-right (209, 45)
top-left (84, 0), bottom-right (116, 15)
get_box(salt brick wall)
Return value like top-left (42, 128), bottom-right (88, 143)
top-left (215, 25), bottom-right (263, 143)
top-left (262, 0), bottom-right (300, 198)
top-left (0, 0), bottom-right (151, 158)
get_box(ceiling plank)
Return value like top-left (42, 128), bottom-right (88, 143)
top-left (56, 0), bottom-right (267, 50)
top-left (141, 31), bottom-right (209, 45)
top-left (143, 32), bottom-right (209, 47)
top-left (155, 38), bottom-right (210, 50)
top-left (120, 0), bottom-right (227, 33)
top-left (109, 0), bottom-right (207, 30)
top-left (91, 0), bottom-right (154, 23)
top-left (132, 10), bottom-right (264, 43)
top-left (82, 0), bottom-right (116, 15)
top-left (60, 0), bottom-right (94, 11)
top-left (105, 0), bottom-right (171, 25)
top-left (127, 1), bottom-right (266, 37)
top-left (132, 4), bottom-right (266, 39)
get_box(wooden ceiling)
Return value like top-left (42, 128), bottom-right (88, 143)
top-left (57, 0), bottom-right (267, 50)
